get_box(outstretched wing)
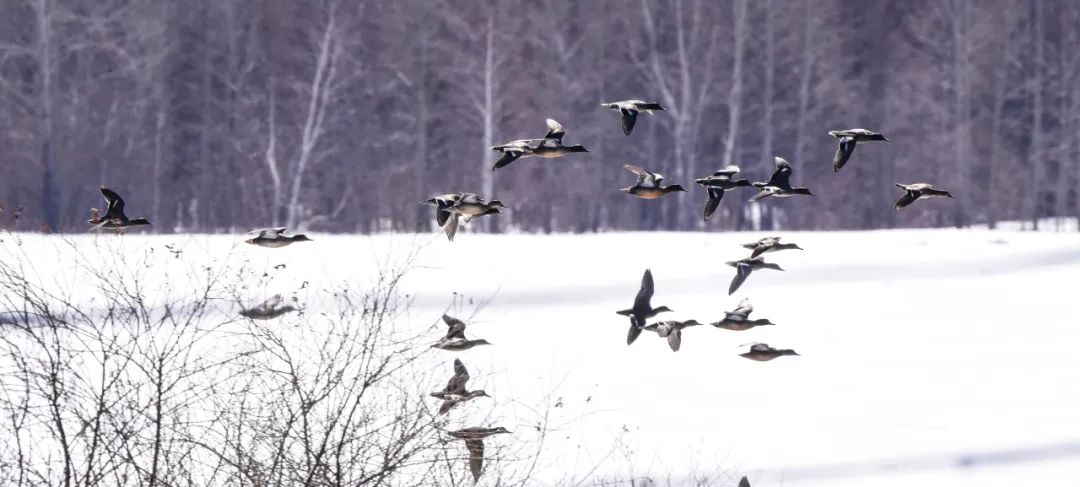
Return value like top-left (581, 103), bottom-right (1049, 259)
top-left (667, 329), bottom-right (682, 352)
top-left (444, 358), bottom-right (470, 394)
top-left (493, 150), bottom-right (524, 171)
top-left (99, 187), bottom-right (126, 218)
top-left (620, 108), bottom-right (638, 136)
top-left (728, 263), bottom-right (752, 295)
top-left (465, 439), bottom-right (485, 482)
top-left (443, 314), bottom-right (467, 339)
top-left (703, 188), bottom-right (724, 221)
top-left (633, 269), bottom-right (655, 310)
top-left (832, 137), bottom-right (857, 172)
top-left (443, 213), bottom-right (460, 241)
top-left (739, 476), bottom-right (751, 487)
top-left (894, 190), bottom-right (920, 210)
top-left (767, 157), bottom-right (793, 189)
top-left (626, 323), bottom-right (643, 345)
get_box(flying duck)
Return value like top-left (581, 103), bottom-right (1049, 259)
top-left (447, 426), bottom-right (512, 483)
top-left (726, 257), bottom-right (784, 295)
top-left (695, 165), bottom-right (753, 221)
top-left (600, 99), bottom-right (665, 135)
top-left (643, 319), bottom-right (703, 352)
top-left (431, 358), bottom-right (489, 415)
top-left (244, 227), bottom-right (313, 248)
top-left (491, 119), bottom-right (589, 171)
top-left (711, 298), bottom-right (775, 331)
top-left (828, 128), bottom-right (888, 172)
top-left (239, 294), bottom-right (298, 320)
top-left (88, 186), bottom-right (151, 231)
top-left (739, 342), bottom-right (799, 361)
top-left (894, 183), bottom-right (954, 210)
top-left (429, 193), bottom-right (506, 241)
top-left (749, 157), bottom-right (814, 202)
top-left (431, 314), bottom-right (492, 351)
top-left (615, 269), bottom-right (673, 345)
top-left (621, 165), bottom-right (687, 199)
top-left (741, 236), bottom-right (803, 258)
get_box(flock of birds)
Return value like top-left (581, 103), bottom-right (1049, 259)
top-left (79, 98), bottom-right (957, 485)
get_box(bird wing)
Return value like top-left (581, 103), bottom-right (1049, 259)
top-left (713, 165), bottom-right (740, 177)
top-left (465, 439), bottom-right (485, 483)
top-left (767, 157), bottom-right (793, 189)
top-left (444, 358), bottom-right (470, 394)
top-left (493, 150), bottom-right (524, 170)
top-left (667, 329), bottom-right (682, 352)
top-left (620, 108), bottom-right (639, 136)
top-left (634, 268), bottom-right (655, 309)
top-left (99, 187), bottom-right (126, 218)
top-left (732, 298), bottom-right (753, 317)
top-left (544, 118), bottom-right (565, 142)
top-left (748, 188), bottom-right (775, 203)
top-left (261, 294), bottom-right (283, 309)
top-left (728, 263), bottom-right (752, 295)
top-left (703, 188), bottom-right (724, 221)
top-left (832, 137), bottom-right (857, 172)
top-left (894, 190), bottom-right (920, 210)
top-left (739, 476), bottom-right (751, 487)
top-left (626, 323), bottom-right (643, 345)
top-left (443, 213), bottom-right (460, 241)
top-left (443, 314), bottom-right (467, 339)
top-left (623, 164), bottom-right (660, 187)
top-left (436, 209), bottom-right (453, 227)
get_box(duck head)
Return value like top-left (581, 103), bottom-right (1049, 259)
top-left (490, 426), bottom-right (511, 435)
top-left (291, 234), bottom-right (313, 242)
top-left (470, 390), bottom-right (491, 398)
top-left (871, 133), bottom-right (889, 142)
top-left (566, 145), bottom-right (589, 153)
top-left (488, 200), bottom-right (508, 209)
top-left (652, 305), bottom-right (673, 313)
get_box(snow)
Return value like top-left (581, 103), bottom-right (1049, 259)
top-left (2, 227), bottom-right (1079, 485)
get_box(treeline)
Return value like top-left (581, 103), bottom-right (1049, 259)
top-left (0, 0), bottom-right (1078, 234)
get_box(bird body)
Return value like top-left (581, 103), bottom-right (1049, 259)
top-left (88, 187), bottom-right (151, 231)
top-left (431, 359), bottom-right (489, 414)
top-left (621, 165), bottom-right (686, 199)
top-left (740, 343), bottom-right (799, 361)
top-left (750, 157), bottom-right (814, 202)
top-left (615, 269), bottom-right (673, 345)
top-left (894, 183), bottom-right (954, 210)
top-left (828, 128), bottom-right (888, 172)
top-left (601, 99), bottom-right (665, 135)
top-left (741, 236), bottom-right (803, 258)
top-left (711, 298), bottom-right (775, 330)
top-left (696, 166), bottom-right (753, 221)
top-left (448, 426), bottom-right (512, 483)
top-left (239, 295), bottom-right (298, 320)
top-left (492, 119), bottom-right (588, 170)
top-left (643, 319), bottom-right (702, 351)
top-left (431, 314), bottom-right (492, 351)
top-left (244, 227), bottom-right (312, 248)
top-left (726, 257), bottom-right (784, 295)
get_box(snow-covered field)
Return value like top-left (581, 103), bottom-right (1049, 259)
top-left (3, 227), bottom-right (1080, 486)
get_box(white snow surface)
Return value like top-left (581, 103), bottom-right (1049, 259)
top-left (3, 228), bottom-right (1080, 486)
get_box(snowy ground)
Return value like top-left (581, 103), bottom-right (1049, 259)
top-left (3, 227), bottom-right (1080, 486)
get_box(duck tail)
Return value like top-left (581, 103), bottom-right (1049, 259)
top-left (614, 309), bottom-right (633, 316)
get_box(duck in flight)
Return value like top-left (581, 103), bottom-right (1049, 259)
top-left (600, 99), bottom-right (665, 135)
top-left (739, 342), bottom-right (799, 361)
top-left (447, 426), bottom-right (512, 483)
top-left (710, 298), bottom-right (775, 331)
top-left (244, 227), bottom-right (312, 248)
top-left (431, 314), bottom-right (492, 351)
top-left (726, 257), bottom-right (783, 295)
top-left (894, 183), bottom-right (954, 210)
top-left (749, 157), bottom-right (814, 202)
top-left (643, 320), bottom-right (703, 352)
top-left (491, 119), bottom-right (589, 171)
top-left (741, 236), bottom-right (803, 259)
top-left (620, 165), bottom-right (686, 199)
top-left (828, 128), bottom-right (888, 172)
top-left (88, 186), bottom-right (151, 231)
top-left (695, 165), bottom-right (752, 221)
top-left (615, 269), bottom-right (673, 345)
top-left (239, 294), bottom-right (298, 320)
top-left (430, 359), bottom-right (489, 415)
top-left (425, 193), bottom-right (506, 241)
